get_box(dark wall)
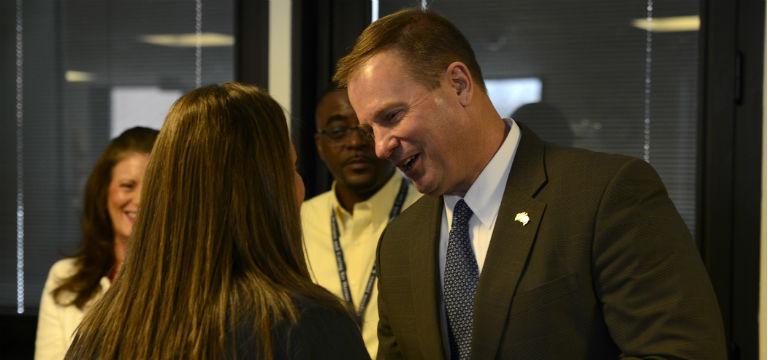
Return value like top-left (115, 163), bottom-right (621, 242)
top-left (0, 313), bottom-right (36, 359)
top-left (700, 0), bottom-right (765, 358)
top-left (291, 0), bottom-right (371, 199)
top-left (235, 0), bottom-right (268, 89)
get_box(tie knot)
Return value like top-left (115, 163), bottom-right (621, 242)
top-left (453, 199), bottom-right (473, 227)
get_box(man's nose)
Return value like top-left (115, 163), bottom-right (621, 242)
top-left (345, 127), bottom-right (369, 148)
top-left (374, 130), bottom-right (398, 160)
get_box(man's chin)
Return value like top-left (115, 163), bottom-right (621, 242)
top-left (410, 176), bottom-right (439, 197)
top-left (341, 173), bottom-right (390, 193)
top-left (343, 179), bottom-right (379, 192)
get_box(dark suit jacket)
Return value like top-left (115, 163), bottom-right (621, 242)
top-left (375, 124), bottom-right (727, 359)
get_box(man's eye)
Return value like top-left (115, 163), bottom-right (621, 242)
top-left (384, 111), bottom-right (401, 124)
top-left (328, 126), bottom-right (348, 137)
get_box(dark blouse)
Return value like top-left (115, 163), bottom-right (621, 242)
top-left (66, 297), bottom-right (369, 359)
top-left (230, 298), bottom-right (370, 359)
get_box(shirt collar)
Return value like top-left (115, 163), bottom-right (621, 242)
top-left (331, 171), bottom-right (404, 224)
top-left (445, 118), bottom-right (521, 227)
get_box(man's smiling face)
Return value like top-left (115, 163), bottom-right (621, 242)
top-left (347, 49), bottom-right (475, 196)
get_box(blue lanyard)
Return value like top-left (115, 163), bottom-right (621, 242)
top-left (330, 177), bottom-right (409, 327)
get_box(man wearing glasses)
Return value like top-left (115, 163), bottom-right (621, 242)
top-left (302, 86), bottom-right (421, 358)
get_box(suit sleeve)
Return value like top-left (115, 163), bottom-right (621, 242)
top-left (375, 227), bottom-right (404, 360)
top-left (593, 158), bottom-right (727, 359)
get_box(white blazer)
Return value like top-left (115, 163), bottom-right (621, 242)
top-left (34, 258), bottom-right (110, 360)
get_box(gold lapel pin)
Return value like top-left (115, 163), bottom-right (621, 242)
top-left (514, 212), bottom-right (530, 226)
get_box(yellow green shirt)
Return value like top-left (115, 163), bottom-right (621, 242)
top-left (301, 172), bottom-right (420, 358)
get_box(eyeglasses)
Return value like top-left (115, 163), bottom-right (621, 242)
top-left (317, 124), bottom-right (374, 144)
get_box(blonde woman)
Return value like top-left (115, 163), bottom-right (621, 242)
top-left (35, 127), bottom-right (158, 360)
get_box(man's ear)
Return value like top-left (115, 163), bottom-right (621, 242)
top-left (445, 62), bottom-right (473, 107)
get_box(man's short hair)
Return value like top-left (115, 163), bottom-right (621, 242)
top-left (333, 8), bottom-right (486, 93)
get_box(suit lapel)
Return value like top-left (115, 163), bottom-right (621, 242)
top-left (472, 123), bottom-right (548, 359)
top-left (409, 195), bottom-right (448, 359)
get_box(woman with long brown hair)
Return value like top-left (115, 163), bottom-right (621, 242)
top-left (66, 83), bottom-right (368, 359)
top-left (35, 126), bottom-right (158, 360)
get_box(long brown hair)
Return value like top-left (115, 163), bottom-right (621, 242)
top-left (67, 83), bottom-right (345, 359)
top-left (53, 127), bottom-right (158, 309)
top-left (334, 8), bottom-right (486, 93)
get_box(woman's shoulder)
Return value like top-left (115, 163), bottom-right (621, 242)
top-left (48, 258), bottom-right (78, 278)
top-left (43, 258), bottom-right (79, 289)
top-left (42, 258), bottom-right (109, 308)
top-left (280, 297), bottom-right (370, 359)
top-left (40, 258), bottom-right (78, 306)
top-left (230, 297), bottom-right (369, 359)
top-left (293, 296), bottom-right (346, 316)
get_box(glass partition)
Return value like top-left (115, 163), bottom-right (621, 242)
top-left (380, 0), bottom-right (699, 238)
top-left (0, 0), bottom-right (235, 313)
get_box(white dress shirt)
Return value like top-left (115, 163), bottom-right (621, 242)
top-left (439, 118), bottom-right (521, 285)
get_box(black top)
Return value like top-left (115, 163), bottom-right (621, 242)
top-left (66, 297), bottom-right (369, 359)
top-left (230, 297), bottom-right (370, 359)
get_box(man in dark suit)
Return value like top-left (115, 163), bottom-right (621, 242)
top-left (333, 8), bottom-right (727, 360)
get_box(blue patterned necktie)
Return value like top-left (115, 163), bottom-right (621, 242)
top-left (444, 199), bottom-right (477, 360)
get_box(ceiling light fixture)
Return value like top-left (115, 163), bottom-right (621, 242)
top-left (631, 15), bottom-right (699, 32)
top-left (139, 32), bottom-right (234, 47)
top-left (65, 70), bottom-right (95, 82)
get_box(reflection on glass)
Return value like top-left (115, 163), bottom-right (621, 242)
top-left (110, 87), bottom-right (183, 138)
top-left (485, 78), bottom-right (542, 120)
top-left (1, 0), bottom-right (235, 311)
